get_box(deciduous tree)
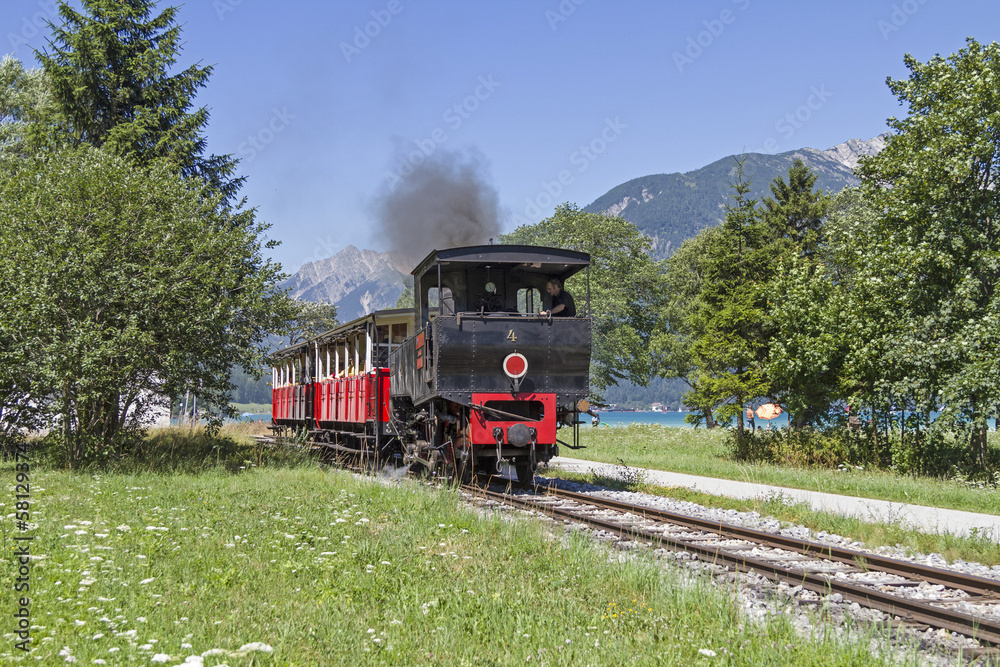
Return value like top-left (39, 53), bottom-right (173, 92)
top-left (855, 38), bottom-right (1000, 464)
top-left (0, 148), bottom-right (295, 465)
top-left (502, 204), bottom-right (668, 392)
top-left (288, 301), bottom-right (339, 345)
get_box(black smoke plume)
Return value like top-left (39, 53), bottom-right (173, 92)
top-left (374, 147), bottom-right (501, 264)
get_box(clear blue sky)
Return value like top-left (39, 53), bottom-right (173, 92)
top-left (4, 0), bottom-right (998, 273)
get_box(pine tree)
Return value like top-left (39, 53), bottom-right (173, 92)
top-left (36, 0), bottom-right (241, 200)
top-left (760, 158), bottom-right (830, 255)
top-left (686, 157), bottom-right (773, 435)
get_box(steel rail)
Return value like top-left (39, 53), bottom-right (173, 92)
top-left (470, 486), bottom-right (1000, 648)
top-left (537, 485), bottom-right (1000, 599)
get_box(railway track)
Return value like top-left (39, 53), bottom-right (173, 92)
top-left (465, 480), bottom-right (1000, 661)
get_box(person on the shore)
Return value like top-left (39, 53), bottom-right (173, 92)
top-left (746, 406), bottom-right (755, 431)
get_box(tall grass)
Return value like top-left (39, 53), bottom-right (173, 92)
top-left (28, 422), bottom-right (310, 474)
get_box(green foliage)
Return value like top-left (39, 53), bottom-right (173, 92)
top-left (0, 56), bottom-right (54, 158)
top-left (501, 203), bottom-right (669, 391)
top-left (660, 157), bottom-right (839, 434)
top-left (681, 158), bottom-right (775, 433)
top-left (287, 299), bottom-right (338, 345)
top-left (848, 38), bottom-right (1000, 465)
top-left (653, 228), bottom-right (721, 427)
top-left (0, 147), bottom-right (295, 466)
top-left (394, 278), bottom-right (414, 309)
top-left (760, 157), bottom-right (830, 255)
top-left (36, 0), bottom-right (242, 200)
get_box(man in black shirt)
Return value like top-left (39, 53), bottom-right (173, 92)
top-left (541, 278), bottom-right (575, 317)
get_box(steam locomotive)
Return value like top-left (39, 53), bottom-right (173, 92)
top-left (270, 244), bottom-right (592, 484)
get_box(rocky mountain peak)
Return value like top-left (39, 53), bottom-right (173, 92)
top-left (282, 245), bottom-right (410, 321)
top-left (821, 134), bottom-right (889, 170)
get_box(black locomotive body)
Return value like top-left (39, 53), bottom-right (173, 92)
top-left (271, 244), bottom-right (592, 484)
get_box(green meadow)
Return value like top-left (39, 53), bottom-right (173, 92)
top-left (0, 427), bottom-right (917, 666)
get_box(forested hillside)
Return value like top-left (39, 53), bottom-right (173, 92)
top-left (584, 140), bottom-right (882, 258)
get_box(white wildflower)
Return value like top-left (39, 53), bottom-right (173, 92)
top-left (150, 654), bottom-right (171, 663)
top-left (139, 578), bottom-right (154, 585)
top-left (699, 648), bottom-right (717, 657)
top-left (116, 525), bottom-right (131, 532)
top-left (237, 642), bottom-right (273, 653)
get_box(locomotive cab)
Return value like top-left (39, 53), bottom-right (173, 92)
top-left (391, 245), bottom-right (592, 484)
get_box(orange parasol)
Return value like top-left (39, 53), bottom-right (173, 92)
top-left (755, 403), bottom-right (783, 420)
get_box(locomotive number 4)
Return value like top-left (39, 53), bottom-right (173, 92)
top-left (506, 330), bottom-right (517, 342)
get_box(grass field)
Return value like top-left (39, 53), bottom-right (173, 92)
top-left (1, 429), bottom-right (914, 665)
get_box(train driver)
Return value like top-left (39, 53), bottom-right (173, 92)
top-left (541, 278), bottom-right (575, 317)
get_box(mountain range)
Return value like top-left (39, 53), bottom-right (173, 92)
top-left (282, 136), bottom-right (886, 321)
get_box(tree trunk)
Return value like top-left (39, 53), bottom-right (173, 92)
top-left (971, 418), bottom-right (989, 469)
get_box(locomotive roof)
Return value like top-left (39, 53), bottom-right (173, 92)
top-left (411, 245), bottom-right (590, 280)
